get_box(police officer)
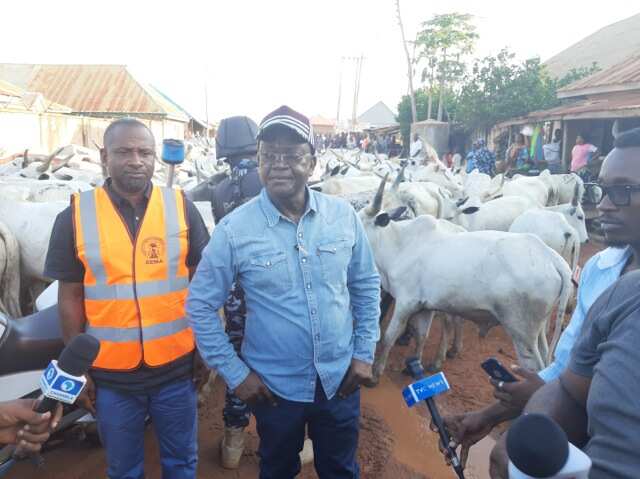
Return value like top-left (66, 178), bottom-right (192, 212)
top-left (210, 116), bottom-right (262, 469)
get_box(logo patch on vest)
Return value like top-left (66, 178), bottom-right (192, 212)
top-left (141, 237), bottom-right (165, 264)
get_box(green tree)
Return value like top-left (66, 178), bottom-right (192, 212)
top-left (416, 13), bottom-right (478, 121)
top-left (454, 49), bottom-right (599, 133)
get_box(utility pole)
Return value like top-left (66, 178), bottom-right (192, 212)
top-left (204, 66), bottom-right (210, 138)
top-left (395, 0), bottom-right (417, 123)
top-left (351, 55), bottom-right (364, 130)
top-left (336, 57), bottom-right (344, 130)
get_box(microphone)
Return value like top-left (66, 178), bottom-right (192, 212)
top-left (403, 357), bottom-right (465, 479)
top-left (37, 333), bottom-right (100, 413)
top-left (507, 414), bottom-right (591, 478)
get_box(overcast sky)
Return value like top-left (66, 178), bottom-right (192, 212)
top-left (1, 1), bottom-right (638, 124)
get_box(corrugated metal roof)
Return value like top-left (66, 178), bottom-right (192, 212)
top-left (496, 93), bottom-right (640, 128)
top-left (0, 64), bottom-right (189, 122)
top-left (544, 13), bottom-right (640, 79)
top-left (558, 54), bottom-right (640, 98)
top-left (310, 116), bottom-right (336, 127)
top-left (0, 78), bottom-right (24, 97)
top-left (0, 77), bottom-right (71, 113)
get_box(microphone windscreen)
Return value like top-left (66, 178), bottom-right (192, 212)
top-left (507, 414), bottom-right (569, 477)
top-left (56, 333), bottom-right (100, 376)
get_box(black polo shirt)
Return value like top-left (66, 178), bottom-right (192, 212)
top-left (44, 179), bottom-right (210, 393)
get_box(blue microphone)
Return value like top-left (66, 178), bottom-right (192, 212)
top-left (403, 357), bottom-right (465, 479)
top-left (36, 333), bottom-right (100, 414)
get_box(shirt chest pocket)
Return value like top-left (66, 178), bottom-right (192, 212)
top-left (246, 251), bottom-right (292, 295)
top-left (317, 240), bottom-right (351, 290)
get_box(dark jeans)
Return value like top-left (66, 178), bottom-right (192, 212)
top-left (96, 378), bottom-right (198, 479)
top-left (252, 381), bottom-right (360, 479)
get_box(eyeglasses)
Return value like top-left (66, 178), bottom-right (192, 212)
top-left (584, 183), bottom-right (640, 207)
top-left (259, 151), bottom-right (311, 166)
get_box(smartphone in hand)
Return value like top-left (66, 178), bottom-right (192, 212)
top-left (481, 357), bottom-right (518, 382)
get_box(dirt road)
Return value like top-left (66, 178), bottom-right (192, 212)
top-left (8, 241), bottom-right (604, 479)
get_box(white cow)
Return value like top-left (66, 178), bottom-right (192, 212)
top-left (448, 195), bottom-right (538, 232)
top-left (359, 179), bottom-right (573, 380)
top-left (0, 219), bottom-right (21, 317)
top-left (510, 185), bottom-right (587, 271)
top-left (551, 173), bottom-right (585, 205)
top-left (0, 197), bottom-right (66, 282)
top-left (382, 175), bottom-right (458, 220)
top-left (312, 170), bottom-right (383, 196)
top-left (500, 175), bottom-right (552, 206)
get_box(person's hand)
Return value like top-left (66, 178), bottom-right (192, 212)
top-left (192, 353), bottom-right (210, 393)
top-left (489, 431), bottom-right (509, 479)
top-left (234, 371), bottom-right (277, 407)
top-left (0, 399), bottom-right (62, 451)
top-left (491, 366), bottom-right (544, 411)
top-left (338, 359), bottom-right (372, 398)
top-left (433, 410), bottom-right (495, 468)
top-left (76, 373), bottom-right (96, 415)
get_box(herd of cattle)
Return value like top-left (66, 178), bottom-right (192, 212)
top-left (0, 143), bottom-right (589, 383)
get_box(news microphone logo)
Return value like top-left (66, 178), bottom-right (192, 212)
top-left (40, 360), bottom-right (87, 404)
top-left (402, 371), bottom-right (450, 407)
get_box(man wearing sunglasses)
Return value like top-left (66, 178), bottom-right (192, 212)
top-left (434, 127), bottom-right (640, 472)
top-left (187, 105), bottom-right (381, 479)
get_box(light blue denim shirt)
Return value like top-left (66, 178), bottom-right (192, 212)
top-left (538, 246), bottom-right (632, 382)
top-left (187, 187), bottom-right (381, 402)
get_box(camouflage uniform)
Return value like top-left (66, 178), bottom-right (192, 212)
top-left (213, 159), bottom-right (261, 429)
top-left (222, 282), bottom-right (250, 428)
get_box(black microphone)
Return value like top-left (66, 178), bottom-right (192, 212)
top-left (405, 357), bottom-right (465, 479)
top-left (507, 414), bottom-right (591, 478)
top-left (36, 333), bottom-right (100, 414)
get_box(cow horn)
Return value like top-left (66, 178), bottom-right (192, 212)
top-left (366, 173), bottom-right (389, 217)
top-left (21, 149), bottom-right (29, 168)
top-left (571, 182), bottom-right (580, 207)
top-left (392, 166), bottom-right (406, 191)
top-left (36, 146), bottom-right (65, 173)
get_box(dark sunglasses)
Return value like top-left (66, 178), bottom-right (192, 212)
top-left (584, 183), bottom-right (640, 207)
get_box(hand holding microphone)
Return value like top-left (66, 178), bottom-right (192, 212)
top-left (6, 333), bottom-right (99, 463)
top-left (0, 399), bottom-right (62, 451)
top-left (402, 357), bottom-right (465, 479)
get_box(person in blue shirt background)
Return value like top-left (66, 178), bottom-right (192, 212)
top-left (187, 105), bottom-right (380, 479)
top-left (435, 126), bottom-right (640, 469)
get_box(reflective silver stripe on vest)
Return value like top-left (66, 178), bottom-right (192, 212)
top-left (86, 317), bottom-right (189, 343)
top-left (78, 191), bottom-right (109, 285)
top-left (78, 187), bottom-right (187, 301)
top-left (84, 276), bottom-right (189, 300)
top-left (161, 187), bottom-right (181, 281)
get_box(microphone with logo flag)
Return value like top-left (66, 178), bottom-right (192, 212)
top-left (402, 357), bottom-right (465, 479)
top-left (0, 334), bottom-right (100, 473)
top-left (36, 333), bottom-right (100, 414)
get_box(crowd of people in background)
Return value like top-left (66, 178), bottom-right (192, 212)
top-left (314, 132), bottom-right (403, 156)
top-left (314, 126), bottom-right (608, 187)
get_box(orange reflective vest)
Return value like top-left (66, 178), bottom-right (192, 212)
top-left (72, 185), bottom-right (195, 371)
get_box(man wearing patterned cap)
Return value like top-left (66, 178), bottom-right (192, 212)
top-left (187, 105), bottom-right (381, 478)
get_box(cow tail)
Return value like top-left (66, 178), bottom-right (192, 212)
top-left (548, 251), bottom-right (574, 364)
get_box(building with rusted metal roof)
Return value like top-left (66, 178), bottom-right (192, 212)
top-left (494, 52), bottom-right (640, 172)
top-left (0, 64), bottom-right (203, 146)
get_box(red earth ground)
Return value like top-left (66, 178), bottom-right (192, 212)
top-left (8, 241), bottom-right (605, 479)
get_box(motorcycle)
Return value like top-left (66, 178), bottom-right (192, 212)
top-left (0, 305), bottom-right (97, 475)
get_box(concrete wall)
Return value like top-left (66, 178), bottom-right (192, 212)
top-left (0, 112), bottom-right (186, 154)
top-left (411, 121), bottom-right (450, 156)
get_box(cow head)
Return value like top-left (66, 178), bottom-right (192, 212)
top-left (374, 206), bottom-right (408, 227)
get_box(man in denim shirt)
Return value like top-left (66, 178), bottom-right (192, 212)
top-left (187, 105), bottom-right (381, 479)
